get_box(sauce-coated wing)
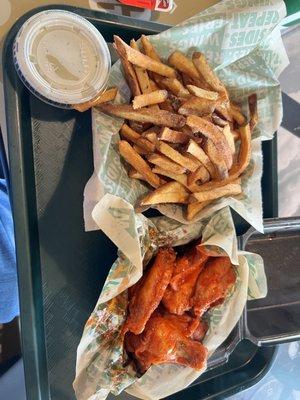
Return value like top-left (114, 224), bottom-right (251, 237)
top-left (124, 248), bottom-right (176, 334)
top-left (125, 315), bottom-right (208, 373)
top-left (162, 248), bottom-right (208, 315)
top-left (161, 312), bottom-right (208, 341)
top-left (192, 257), bottom-right (236, 317)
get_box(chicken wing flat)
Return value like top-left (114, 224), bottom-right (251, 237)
top-left (192, 257), bottom-right (236, 317)
top-left (161, 312), bottom-right (208, 342)
top-left (124, 248), bottom-right (176, 335)
top-left (125, 315), bottom-right (208, 373)
top-left (162, 247), bottom-right (209, 315)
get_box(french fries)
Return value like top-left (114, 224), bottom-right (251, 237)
top-left (186, 85), bottom-right (219, 101)
top-left (179, 96), bottom-right (217, 117)
top-left (97, 36), bottom-right (256, 220)
top-left (98, 103), bottom-right (186, 128)
top-left (114, 36), bottom-right (176, 77)
top-left (168, 51), bottom-right (200, 80)
top-left (191, 182), bottom-right (242, 202)
top-left (147, 153), bottom-right (186, 174)
top-left (186, 201), bottom-right (212, 220)
top-left (119, 141), bottom-right (161, 188)
top-left (139, 181), bottom-right (189, 206)
top-left (156, 141), bottom-right (199, 172)
top-left (73, 87), bottom-right (118, 112)
top-left (158, 127), bottom-right (190, 144)
top-left (133, 90), bottom-right (168, 109)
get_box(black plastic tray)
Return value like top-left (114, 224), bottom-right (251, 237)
top-left (2, 5), bottom-right (286, 400)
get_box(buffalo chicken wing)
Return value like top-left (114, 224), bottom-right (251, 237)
top-left (192, 257), bottom-right (236, 317)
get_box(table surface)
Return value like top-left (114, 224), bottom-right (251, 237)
top-left (0, 1), bottom-right (299, 400)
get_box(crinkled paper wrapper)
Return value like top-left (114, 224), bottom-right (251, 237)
top-left (74, 197), bottom-right (267, 400)
top-left (83, 0), bottom-right (289, 233)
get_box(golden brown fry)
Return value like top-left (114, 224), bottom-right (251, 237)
top-left (114, 41), bottom-right (141, 97)
top-left (186, 201), bottom-right (212, 220)
top-left (152, 167), bottom-right (202, 192)
top-left (168, 51), bottom-right (200, 80)
top-left (133, 90), bottom-right (168, 109)
top-left (159, 127), bottom-right (190, 144)
top-left (147, 153), bottom-right (186, 174)
top-left (192, 52), bottom-right (227, 95)
top-left (191, 182), bottom-right (242, 202)
top-left (98, 103), bottom-right (186, 128)
top-left (162, 78), bottom-right (190, 97)
top-left (248, 94), bottom-right (258, 132)
top-left (143, 132), bottom-right (157, 143)
top-left (73, 88), bottom-right (118, 112)
top-left (140, 35), bottom-right (161, 62)
top-left (187, 165), bottom-right (210, 186)
top-left (159, 99), bottom-right (174, 112)
top-left (130, 39), bottom-right (151, 93)
top-left (212, 113), bottom-right (228, 127)
top-left (186, 85), bottom-right (219, 101)
top-left (230, 103), bottom-right (246, 126)
top-left (133, 144), bottom-right (148, 155)
top-left (129, 120), bottom-right (151, 133)
top-left (203, 139), bottom-right (229, 180)
top-left (119, 140), bottom-right (161, 188)
top-left (215, 104), bottom-right (233, 122)
top-left (222, 124), bottom-right (235, 155)
top-left (120, 123), bottom-right (140, 142)
top-left (128, 167), bottom-right (144, 180)
top-left (140, 181), bottom-right (189, 206)
top-left (149, 79), bottom-right (159, 91)
top-left (178, 96), bottom-right (217, 117)
top-left (185, 139), bottom-right (216, 177)
top-left (114, 36), bottom-right (176, 77)
top-left (156, 141), bottom-right (199, 172)
top-left (136, 137), bottom-right (155, 152)
top-left (186, 115), bottom-right (233, 170)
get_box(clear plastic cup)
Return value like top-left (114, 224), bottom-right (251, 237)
top-left (13, 9), bottom-right (111, 109)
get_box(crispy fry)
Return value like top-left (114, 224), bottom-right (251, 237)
top-left (120, 123), bottom-right (140, 142)
top-left (98, 103), bottom-right (186, 128)
top-left (186, 85), bottom-right (219, 101)
top-left (128, 167), bottom-right (145, 180)
top-left (73, 87), bottom-right (118, 112)
top-left (140, 181), bottom-right (189, 206)
top-left (230, 103), bottom-right (246, 126)
top-left (133, 90), bottom-right (168, 109)
top-left (203, 139), bottom-right (229, 180)
top-left (212, 113), bottom-right (228, 127)
top-left (215, 104), bottom-right (233, 122)
top-left (186, 201), bottom-right (212, 220)
top-left (179, 96), bottom-right (217, 117)
top-left (159, 99), bottom-right (174, 112)
top-left (152, 167), bottom-right (203, 192)
top-left (149, 79), bottom-right (159, 91)
top-left (185, 139), bottom-right (216, 177)
top-left (187, 165), bottom-right (210, 186)
top-left (192, 52), bottom-right (227, 95)
top-left (147, 153), bottom-right (186, 174)
top-left (114, 40), bottom-right (141, 97)
top-left (143, 132), bottom-right (157, 143)
top-left (140, 35), bottom-right (161, 62)
top-left (159, 127), bottom-right (190, 144)
top-left (133, 145), bottom-right (149, 155)
top-left (114, 36), bottom-right (176, 77)
top-left (119, 140), bottom-right (161, 188)
top-left (248, 94), bottom-right (258, 131)
top-left (156, 141), bottom-right (199, 172)
top-left (191, 182), bottom-right (242, 202)
top-left (222, 124), bottom-right (235, 155)
top-left (162, 78), bottom-right (190, 97)
top-left (130, 39), bottom-right (151, 92)
top-left (136, 137), bottom-right (155, 152)
top-left (129, 120), bottom-right (151, 133)
top-left (168, 51), bottom-right (200, 80)
top-left (186, 115), bottom-right (233, 170)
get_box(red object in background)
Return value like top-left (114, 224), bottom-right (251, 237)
top-left (118, 0), bottom-right (173, 12)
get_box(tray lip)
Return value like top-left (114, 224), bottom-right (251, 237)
top-left (2, 4), bottom-right (280, 400)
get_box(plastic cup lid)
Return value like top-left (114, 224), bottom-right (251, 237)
top-left (13, 9), bottom-right (111, 105)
